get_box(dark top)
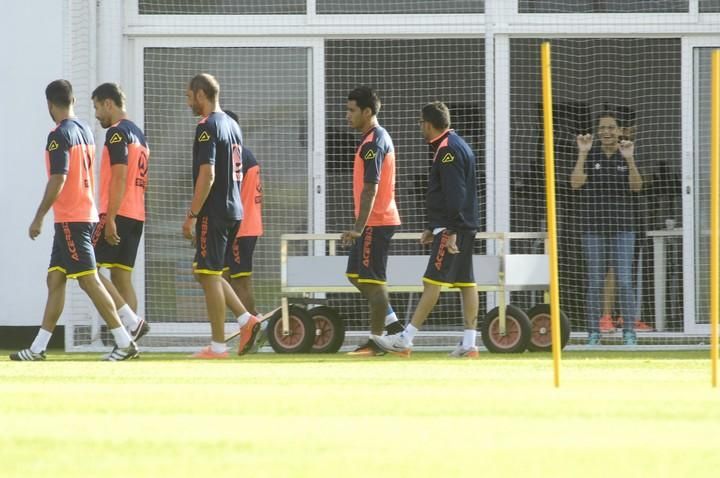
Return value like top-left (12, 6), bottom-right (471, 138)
top-left (426, 129), bottom-right (479, 232)
top-left (241, 146), bottom-right (257, 175)
top-left (578, 146), bottom-right (639, 234)
top-left (47, 118), bottom-right (95, 175)
top-left (192, 111), bottom-right (244, 220)
top-left (357, 125), bottom-right (393, 184)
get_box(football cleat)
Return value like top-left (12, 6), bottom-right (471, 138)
top-left (9, 349), bottom-right (46, 361)
top-left (237, 315), bottom-right (261, 355)
top-left (448, 343), bottom-right (479, 358)
top-left (247, 320), bottom-right (269, 354)
top-left (131, 318), bottom-right (151, 342)
top-left (190, 346), bottom-right (229, 359)
top-left (103, 341), bottom-right (139, 361)
top-left (370, 334), bottom-right (412, 358)
top-left (347, 338), bottom-right (386, 357)
top-left (384, 321), bottom-right (405, 335)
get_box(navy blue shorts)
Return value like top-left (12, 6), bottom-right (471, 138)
top-left (49, 222), bottom-right (97, 279)
top-left (423, 230), bottom-right (476, 288)
top-left (92, 214), bottom-right (144, 271)
top-left (346, 225), bottom-right (396, 285)
top-left (224, 236), bottom-right (258, 278)
top-left (194, 215), bottom-right (240, 275)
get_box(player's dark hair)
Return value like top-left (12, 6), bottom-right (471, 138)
top-left (421, 101), bottom-right (451, 130)
top-left (45, 79), bottom-right (74, 108)
top-left (348, 86), bottom-right (381, 116)
top-left (596, 110), bottom-right (618, 125)
top-left (92, 82), bottom-right (126, 108)
top-left (189, 73), bottom-right (220, 102)
top-left (223, 109), bottom-right (239, 124)
top-left (601, 104), bottom-right (636, 128)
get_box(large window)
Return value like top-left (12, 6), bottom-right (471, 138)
top-left (324, 38), bottom-right (485, 234)
top-left (139, 0), bottom-right (485, 14)
top-left (509, 38), bottom-right (682, 331)
top-left (700, 0), bottom-right (720, 12)
top-left (143, 47), bottom-right (309, 325)
top-left (324, 38), bottom-right (485, 330)
top-left (519, 0), bottom-right (687, 13)
top-left (139, 0), bottom-right (306, 15)
top-left (317, 0), bottom-right (482, 14)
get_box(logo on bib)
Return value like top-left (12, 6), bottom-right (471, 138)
top-left (441, 153), bottom-right (454, 163)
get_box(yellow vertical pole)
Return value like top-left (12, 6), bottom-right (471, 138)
top-left (541, 42), bottom-right (562, 387)
top-left (710, 50), bottom-right (720, 388)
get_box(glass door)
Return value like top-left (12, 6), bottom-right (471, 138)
top-left (685, 40), bottom-right (720, 333)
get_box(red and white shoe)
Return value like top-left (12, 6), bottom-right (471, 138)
top-left (190, 346), bottom-right (229, 359)
top-left (370, 334), bottom-right (412, 358)
top-left (131, 318), bottom-right (150, 342)
top-left (347, 338), bottom-right (386, 357)
top-left (448, 343), bottom-right (479, 358)
top-left (237, 315), bottom-right (261, 356)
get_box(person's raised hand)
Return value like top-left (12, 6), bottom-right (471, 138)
top-left (576, 133), bottom-right (593, 154)
top-left (619, 139), bottom-right (635, 160)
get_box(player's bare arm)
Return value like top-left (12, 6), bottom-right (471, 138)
top-left (183, 163), bottom-right (214, 241)
top-left (445, 232), bottom-right (459, 254)
top-left (420, 229), bottom-right (434, 245)
top-left (341, 182), bottom-right (377, 246)
top-left (105, 163), bottom-right (127, 245)
top-left (29, 174), bottom-right (65, 240)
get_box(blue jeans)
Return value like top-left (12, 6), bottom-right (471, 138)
top-left (583, 232), bottom-right (637, 333)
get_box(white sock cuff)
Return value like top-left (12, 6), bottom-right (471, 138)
top-left (237, 312), bottom-right (251, 327)
top-left (30, 328), bottom-right (53, 354)
top-left (118, 304), bottom-right (140, 329)
top-left (384, 315), bottom-right (399, 325)
top-left (462, 329), bottom-right (477, 349)
top-left (211, 341), bottom-right (228, 353)
top-left (404, 324), bottom-right (419, 341)
top-left (110, 326), bottom-right (132, 349)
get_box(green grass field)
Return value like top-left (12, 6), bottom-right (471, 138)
top-left (1, 351), bottom-right (719, 478)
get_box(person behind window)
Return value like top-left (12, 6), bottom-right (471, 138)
top-left (570, 110), bottom-right (643, 346)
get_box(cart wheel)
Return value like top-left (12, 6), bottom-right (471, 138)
top-left (480, 304), bottom-right (532, 353)
top-left (267, 305), bottom-right (316, 354)
top-left (309, 306), bottom-right (346, 354)
top-left (526, 304), bottom-right (571, 352)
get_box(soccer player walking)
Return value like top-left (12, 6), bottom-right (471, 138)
top-left (373, 102), bottom-right (480, 358)
top-left (183, 74), bottom-right (260, 358)
top-left (91, 82), bottom-right (151, 342)
top-left (11, 79), bottom-right (137, 361)
top-left (341, 86), bottom-right (404, 357)
top-left (221, 110), bottom-right (263, 319)
top-left (223, 110), bottom-right (268, 353)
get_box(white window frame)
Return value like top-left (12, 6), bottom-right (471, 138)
top-left (78, 0), bottom-right (718, 338)
top-left (682, 36), bottom-right (720, 333)
top-left (122, 36), bottom-right (321, 320)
